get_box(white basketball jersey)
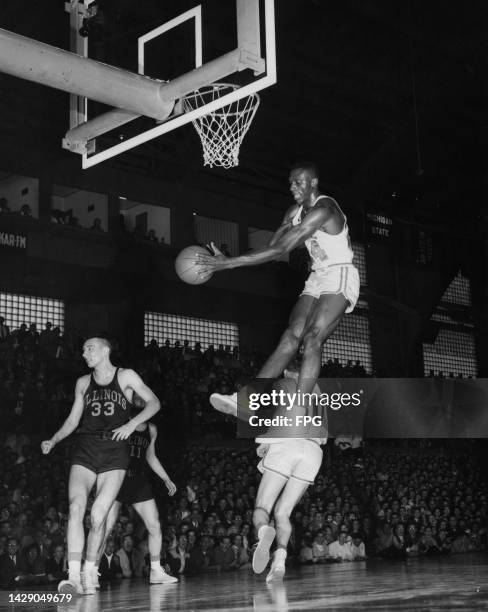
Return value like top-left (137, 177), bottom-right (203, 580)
top-left (292, 195), bottom-right (354, 271)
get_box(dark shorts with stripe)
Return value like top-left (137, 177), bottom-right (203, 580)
top-left (116, 470), bottom-right (154, 504)
top-left (71, 433), bottom-right (130, 474)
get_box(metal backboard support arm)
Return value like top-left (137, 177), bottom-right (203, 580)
top-left (62, 0), bottom-right (276, 167)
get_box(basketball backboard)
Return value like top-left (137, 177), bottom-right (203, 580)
top-left (63, 0), bottom-right (276, 169)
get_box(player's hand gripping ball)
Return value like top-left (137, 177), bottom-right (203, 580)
top-left (175, 245), bottom-right (214, 285)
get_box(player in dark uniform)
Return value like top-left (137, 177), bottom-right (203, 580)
top-left (94, 396), bottom-right (177, 585)
top-left (41, 336), bottom-right (160, 595)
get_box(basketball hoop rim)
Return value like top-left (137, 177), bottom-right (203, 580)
top-left (183, 82), bottom-right (260, 117)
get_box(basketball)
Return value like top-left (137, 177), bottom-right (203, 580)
top-left (175, 245), bottom-right (213, 285)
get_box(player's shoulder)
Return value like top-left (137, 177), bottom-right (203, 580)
top-left (117, 367), bottom-right (140, 380)
top-left (284, 203), bottom-right (300, 222)
top-left (314, 195), bottom-right (343, 224)
top-left (315, 194), bottom-right (339, 210)
top-left (75, 374), bottom-right (91, 392)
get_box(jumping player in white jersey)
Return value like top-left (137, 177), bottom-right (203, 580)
top-left (41, 336), bottom-right (161, 595)
top-left (196, 161), bottom-right (360, 413)
top-left (252, 374), bottom-right (326, 581)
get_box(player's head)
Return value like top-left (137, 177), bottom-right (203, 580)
top-left (289, 161), bottom-right (319, 204)
top-left (122, 534), bottom-right (133, 551)
top-left (105, 538), bottom-right (115, 555)
top-left (82, 335), bottom-right (113, 368)
top-left (290, 161), bottom-right (319, 180)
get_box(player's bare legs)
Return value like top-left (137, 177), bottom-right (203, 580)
top-left (97, 498), bottom-right (177, 584)
top-left (132, 500), bottom-right (162, 562)
top-left (84, 469), bottom-right (126, 592)
top-left (210, 295), bottom-right (315, 417)
top-left (94, 500), bottom-right (121, 587)
top-left (298, 293), bottom-right (348, 394)
top-left (257, 295), bottom-right (316, 379)
top-left (267, 477), bottom-right (309, 582)
top-left (252, 471), bottom-right (287, 574)
top-left (97, 500), bottom-right (120, 560)
top-left (132, 499), bottom-right (176, 583)
top-left (59, 465), bottom-right (97, 594)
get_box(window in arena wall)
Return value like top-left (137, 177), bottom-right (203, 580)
top-left (441, 271), bottom-right (472, 306)
top-left (119, 198), bottom-right (171, 244)
top-left (0, 172), bottom-right (39, 218)
top-left (52, 186), bottom-right (108, 230)
top-left (321, 300), bottom-right (372, 373)
top-left (352, 242), bottom-right (367, 286)
top-left (144, 312), bottom-right (238, 351)
top-left (423, 272), bottom-right (477, 377)
top-left (194, 215), bottom-right (239, 256)
top-left (423, 328), bottom-right (477, 378)
top-left (0, 293), bottom-right (65, 332)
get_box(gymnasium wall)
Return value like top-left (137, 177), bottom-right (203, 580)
top-left (0, 152), bottom-right (484, 375)
top-left (0, 173), bottom-right (39, 216)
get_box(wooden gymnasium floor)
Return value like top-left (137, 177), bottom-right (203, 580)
top-left (2, 554), bottom-right (488, 611)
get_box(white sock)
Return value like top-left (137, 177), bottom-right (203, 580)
top-left (93, 564), bottom-right (99, 575)
top-left (258, 525), bottom-right (269, 540)
top-left (68, 560), bottom-right (81, 578)
top-left (84, 560), bottom-right (95, 577)
top-left (274, 548), bottom-right (287, 563)
top-left (151, 561), bottom-right (162, 571)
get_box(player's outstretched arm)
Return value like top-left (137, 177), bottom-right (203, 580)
top-left (267, 206), bottom-right (296, 247)
top-left (112, 370), bottom-right (160, 440)
top-left (40, 376), bottom-right (87, 454)
top-left (145, 423), bottom-right (177, 496)
top-left (196, 206), bottom-right (331, 273)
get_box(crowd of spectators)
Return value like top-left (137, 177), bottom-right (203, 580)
top-left (0, 198), bottom-right (33, 217)
top-left (0, 320), bottom-right (486, 589)
top-left (49, 207), bottom-right (169, 244)
top-left (133, 338), bottom-right (370, 443)
top-left (0, 315), bottom-right (369, 439)
top-left (0, 192), bottom-right (169, 242)
top-left (0, 319), bottom-right (82, 434)
top-left (0, 435), bottom-right (486, 588)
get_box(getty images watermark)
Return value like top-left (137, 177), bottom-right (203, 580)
top-left (247, 389), bottom-right (363, 429)
top-left (236, 379), bottom-right (366, 438)
top-left (237, 378), bottom-right (488, 439)
top-left (248, 389), bottom-right (362, 411)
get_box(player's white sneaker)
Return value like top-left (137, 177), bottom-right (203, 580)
top-left (210, 392), bottom-right (238, 417)
top-left (58, 577), bottom-right (84, 596)
top-left (266, 560), bottom-right (286, 582)
top-left (150, 566), bottom-right (178, 584)
top-left (252, 525), bottom-right (276, 574)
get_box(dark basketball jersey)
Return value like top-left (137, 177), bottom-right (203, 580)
top-left (127, 426), bottom-right (151, 475)
top-left (78, 368), bottom-right (131, 433)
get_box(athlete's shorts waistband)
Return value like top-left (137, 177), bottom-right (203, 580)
top-left (312, 262), bottom-right (356, 270)
top-left (76, 431), bottom-right (125, 441)
top-left (307, 438), bottom-right (325, 447)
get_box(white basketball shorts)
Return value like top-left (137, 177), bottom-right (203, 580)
top-left (257, 439), bottom-right (323, 484)
top-left (301, 263), bottom-right (360, 313)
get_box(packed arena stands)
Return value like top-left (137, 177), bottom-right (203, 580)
top-left (0, 323), bottom-right (486, 587)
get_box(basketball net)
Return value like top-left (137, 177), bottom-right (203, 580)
top-left (183, 83), bottom-right (260, 169)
